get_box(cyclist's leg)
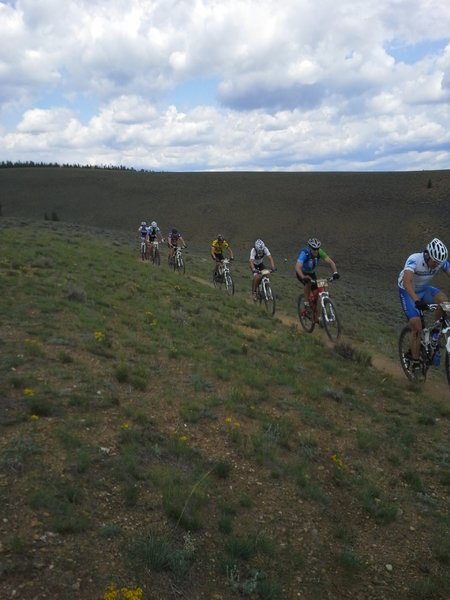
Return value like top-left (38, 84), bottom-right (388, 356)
top-left (399, 287), bottom-right (422, 360)
top-left (430, 286), bottom-right (447, 321)
top-left (252, 269), bottom-right (262, 297)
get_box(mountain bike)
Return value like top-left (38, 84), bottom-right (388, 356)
top-left (256, 269), bottom-right (276, 315)
top-left (298, 277), bottom-right (341, 342)
top-left (151, 240), bottom-right (161, 266)
top-left (213, 258), bottom-right (234, 295)
top-left (168, 245), bottom-right (186, 274)
top-left (399, 302), bottom-right (450, 384)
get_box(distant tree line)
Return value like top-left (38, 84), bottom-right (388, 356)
top-left (0, 160), bottom-right (154, 172)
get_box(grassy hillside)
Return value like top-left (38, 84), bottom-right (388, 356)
top-left (1, 218), bottom-right (449, 600)
top-left (2, 167), bottom-right (450, 264)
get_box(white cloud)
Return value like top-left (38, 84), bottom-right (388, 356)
top-left (0, 0), bottom-right (450, 170)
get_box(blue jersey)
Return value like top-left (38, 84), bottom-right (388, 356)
top-left (296, 247), bottom-right (328, 273)
top-left (147, 226), bottom-right (161, 241)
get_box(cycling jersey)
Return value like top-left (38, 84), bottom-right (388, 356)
top-left (398, 252), bottom-right (450, 291)
top-left (138, 226), bottom-right (148, 239)
top-left (168, 232), bottom-right (181, 246)
top-left (212, 239), bottom-right (229, 255)
top-left (250, 245), bottom-right (271, 266)
top-left (147, 226), bottom-right (161, 241)
top-left (296, 247), bottom-right (328, 273)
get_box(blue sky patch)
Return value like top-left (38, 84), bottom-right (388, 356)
top-left (386, 38), bottom-right (449, 64)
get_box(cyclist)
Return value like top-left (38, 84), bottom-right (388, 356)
top-left (138, 221), bottom-right (148, 259)
top-left (167, 228), bottom-right (186, 262)
top-left (211, 234), bottom-right (234, 280)
top-left (138, 221), bottom-right (148, 240)
top-left (146, 221), bottom-right (165, 260)
top-left (398, 237), bottom-right (450, 369)
top-left (249, 239), bottom-right (275, 300)
top-left (295, 237), bottom-right (339, 318)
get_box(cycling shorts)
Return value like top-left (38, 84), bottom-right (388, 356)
top-left (253, 263), bottom-right (266, 273)
top-left (399, 285), bottom-right (440, 319)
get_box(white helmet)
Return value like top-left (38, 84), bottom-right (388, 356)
top-left (141, 221), bottom-right (146, 226)
top-left (427, 238), bottom-right (448, 263)
top-left (308, 237), bottom-right (321, 249)
top-left (254, 239), bottom-right (265, 251)
top-left (151, 221), bottom-right (157, 228)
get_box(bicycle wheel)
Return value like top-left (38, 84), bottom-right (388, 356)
top-left (261, 282), bottom-right (275, 315)
top-left (322, 297), bottom-right (341, 342)
top-left (398, 326), bottom-right (427, 382)
top-left (224, 272), bottom-right (234, 296)
top-left (153, 247), bottom-right (160, 266)
top-left (445, 350), bottom-right (450, 386)
top-left (141, 243), bottom-right (146, 261)
top-left (177, 254), bottom-right (185, 274)
top-left (297, 295), bottom-right (315, 333)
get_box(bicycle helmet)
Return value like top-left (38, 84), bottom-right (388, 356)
top-left (255, 239), bottom-right (265, 251)
top-left (307, 237), bottom-right (321, 249)
top-left (171, 228), bottom-right (178, 234)
top-left (151, 221), bottom-right (157, 228)
top-left (426, 238), bottom-right (448, 263)
top-left (141, 221), bottom-right (146, 226)
top-left (217, 234), bottom-right (224, 242)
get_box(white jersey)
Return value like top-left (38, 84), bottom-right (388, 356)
top-left (250, 246), bottom-right (271, 266)
top-left (398, 252), bottom-right (450, 291)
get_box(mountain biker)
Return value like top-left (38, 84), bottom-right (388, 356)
top-left (167, 228), bottom-right (186, 261)
top-left (146, 221), bottom-right (165, 260)
top-left (249, 239), bottom-right (275, 300)
top-left (138, 221), bottom-right (148, 240)
top-left (211, 234), bottom-right (234, 280)
top-left (295, 237), bottom-right (339, 318)
top-left (398, 237), bottom-right (450, 368)
top-left (138, 221), bottom-right (149, 259)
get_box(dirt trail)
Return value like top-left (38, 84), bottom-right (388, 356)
top-left (190, 274), bottom-right (450, 397)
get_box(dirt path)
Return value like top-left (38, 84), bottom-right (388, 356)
top-left (190, 274), bottom-right (450, 397)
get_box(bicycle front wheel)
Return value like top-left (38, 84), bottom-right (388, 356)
top-left (398, 326), bottom-right (427, 383)
top-left (262, 283), bottom-right (275, 315)
top-left (177, 255), bottom-right (185, 274)
top-left (445, 350), bottom-right (450, 386)
top-left (153, 248), bottom-right (160, 266)
top-left (322, 298), bottom-right (341, 342)
top-left (224, 272), bottom-right (234, 296)
top-left (297, 296), bottom-right (314, 333)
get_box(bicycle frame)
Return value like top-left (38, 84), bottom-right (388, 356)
top-left (298, 277), bottom-right (341, 341)
top-left (256, 269), bottom-right (276, 315)
top-left (310, 278), bottom-right (329, 317)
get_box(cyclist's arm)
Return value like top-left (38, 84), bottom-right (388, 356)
top-left (324, 255), bottom-right (337, 273)
top-left (227, 246), bottom-right (234, 259)
top-left (268, 254), bottom-right (275, 269)
top-left (295, 260), bottom-right (306, 279)
top-left (211, 245), bottom-right (217, 260)
top-left (403, 270), bottom-right (419, 303)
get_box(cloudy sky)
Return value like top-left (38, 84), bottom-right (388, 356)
top-left (1, 0), bottom-right (450, 171)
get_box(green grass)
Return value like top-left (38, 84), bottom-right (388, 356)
top-left (1, 218), bottom-right (450, 599)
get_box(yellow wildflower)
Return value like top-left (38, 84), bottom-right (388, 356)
top-left (23, 388), bottom-right (34, 397)
top-left (225, 417), bottom-right (232, 424)
top-left (30, 414), bottom-right (39, 421)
